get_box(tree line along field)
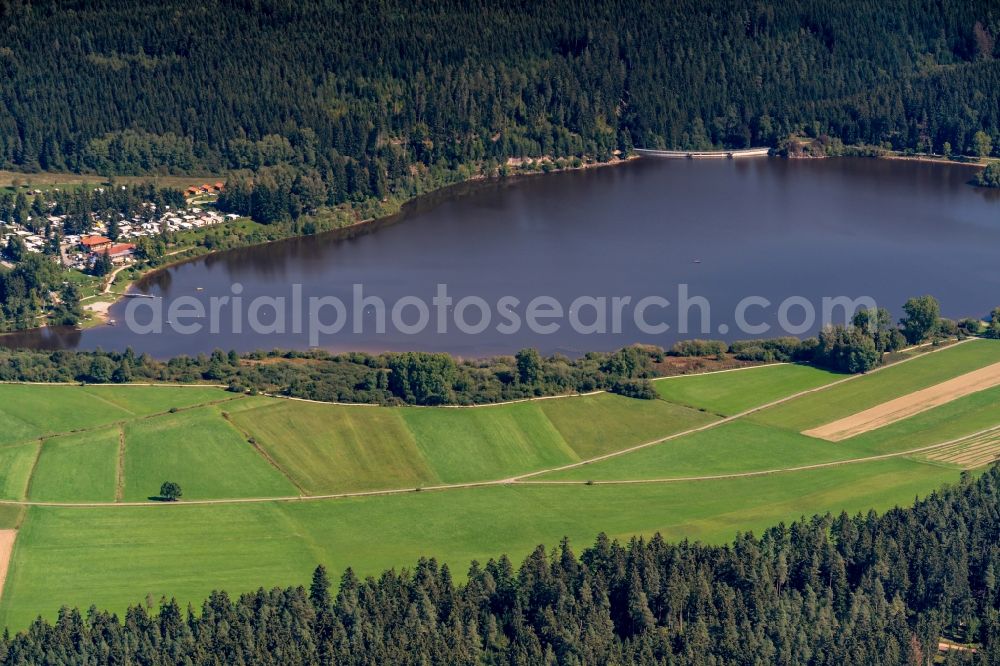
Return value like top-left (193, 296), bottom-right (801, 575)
top-left (0, 339), bottom-right (999, 630)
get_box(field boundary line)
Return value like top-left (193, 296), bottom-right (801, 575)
top-left (0, 440), bottom-right (45, 452)
top-left (115, 425), bottom-right (126, 503)
top-left (220, 411), bottom-right (308, 496)
top-left (650, 362), bottom-right (787, 381)
top-left (436, 389), bottom-right (606, 408)
top-left (79, 387), bottom-right (138, 417)
top-left (20, 441), bottom-right (44, 502)
top-left (259, 393), bottom-right (380, 407)
top-left (0, 395), bottom-right (248, 449)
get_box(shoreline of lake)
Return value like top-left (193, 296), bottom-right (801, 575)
top-left (2, 154), bottom-right (996, 357)
top-left (84, 155), bottom-right (643, 327)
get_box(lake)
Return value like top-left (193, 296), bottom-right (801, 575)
top-left (5, 157), bottom-right (999, 357)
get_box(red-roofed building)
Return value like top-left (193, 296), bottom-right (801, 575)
top-left (214, 182), bottom-right (225, 191)
top-left (80, 235), bottom-right (112, 252)
top-left (102, 243), bottom-right (136, 264)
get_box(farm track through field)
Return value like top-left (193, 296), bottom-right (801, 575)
top-left (0, 339), bottom-right (989, 509)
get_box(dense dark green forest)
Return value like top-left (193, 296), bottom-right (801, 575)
top-left (4, 466), bottom-right (1000, 664)
top-left (0, 0), bottom-right (996, 223)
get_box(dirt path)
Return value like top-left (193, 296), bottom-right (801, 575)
top-left (0, 530), bottom-right (16, 602)
top-left (937, 640), bottom-right (977, 653)
top-left (804, 361), bottom-right (1000, 441)
top-left (100, 263), bottom-right (132, 295)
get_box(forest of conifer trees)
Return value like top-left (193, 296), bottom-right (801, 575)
top-left (0, 0), bottom-right (996, 223)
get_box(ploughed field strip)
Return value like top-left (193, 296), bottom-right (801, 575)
top-left (0, 530), bottom-right (14, 603)
top-left (920, 427), bottom-right (1000, 468)
top-left (803, 361), bottom-right (1000, 442)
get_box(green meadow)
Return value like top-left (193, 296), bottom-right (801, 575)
top-left (538, 420), bottom-right (851, 481)
top-left (0, 443), bottom-right (38, 501)
top-left (842, 385), bottom-right (1000, 457)
top-left (543, 353), bottom-right (1000, 483)
top-left (536, 393), bottom-right (716, 458)
top-left (123, 407), bottom-right (297, 501)
top-left (403, 403), bottom-right (578, 483)
top-left (227, 393), bottom-right (716, 494)
top-left (1, 340), bottom-right (1000, 630)
top-left (79, 385), bottom-right (234, 416)
top-left (0, 385), bottom-right (129, 445)
top-left (652, 363), bottom-right (841, 415)
top-left (28, 428), bottom-right (120, 503)
top-left (229, 401), bottom-right (437, 494)
top-left (0, 506), bottom-right (22, 530)
top-left (0, 384), bottom-right (236, 446)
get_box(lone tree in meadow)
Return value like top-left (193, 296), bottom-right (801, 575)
top-left (159, 482), bottom-right (183, 502)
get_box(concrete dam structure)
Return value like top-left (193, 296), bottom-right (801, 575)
top-left (634, 147), bottom-right (771, 159)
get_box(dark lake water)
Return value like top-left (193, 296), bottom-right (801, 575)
top-left (5, 157), bottom-right (999, 357)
